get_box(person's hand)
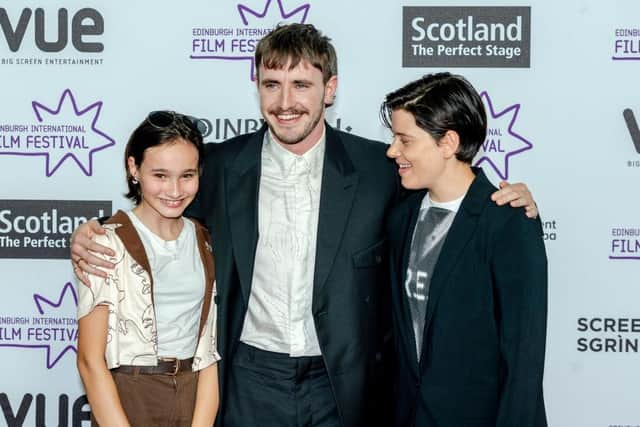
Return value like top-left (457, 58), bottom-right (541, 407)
top-left (70, 219), bottom-right (115, 287)
top-left (490, 181), bottom-right (538, 218)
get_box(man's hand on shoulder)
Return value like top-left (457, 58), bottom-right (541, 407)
top-left (70, 219), bottom-right (115, 287)
top-left (491, 181), bottom-right (538, 219)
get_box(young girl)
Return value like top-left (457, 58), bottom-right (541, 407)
top-left (77, 111), bottom-right (220, 426)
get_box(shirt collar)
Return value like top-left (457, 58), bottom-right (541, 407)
top-left (420, 192), bottom-right (465, 214)
top-left (263, 128), bottom-right (326, 177)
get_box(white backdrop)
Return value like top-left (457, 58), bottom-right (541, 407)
top-left (1, 1), bottom-right (639, 425)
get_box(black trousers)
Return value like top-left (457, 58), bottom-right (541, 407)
top-left (222, 342), bottom-right (341, 427)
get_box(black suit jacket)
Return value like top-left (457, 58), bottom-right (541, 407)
top-left (388, 168), bottom-right (547, 427)
top-left (190, 124), bottom-right (399, 427)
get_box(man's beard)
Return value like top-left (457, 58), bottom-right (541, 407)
top-left (266, 104), bottom-right (323, 145)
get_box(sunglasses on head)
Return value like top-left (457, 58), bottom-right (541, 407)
top-left (147, 110), bottom-right (208, 136)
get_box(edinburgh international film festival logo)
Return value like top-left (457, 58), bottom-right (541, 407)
top-left (0, 89), bottom-right (115, 176)
top-left (609, 226), bottom-right (640, 261)
top-left (0, 6), bottom-right (104, 66)
top-left (190, 0), bottom-right (310, 80)
top-left (470, 91), bottom-right (562, 243)
top-left (0, 282), bottom-right (78, 369)
top-left (402, 6), bottom-right (530, 68)
top-left (473, 91), bottom-right (532, 181)
top-left (612, 25), bottom-right (640, 61)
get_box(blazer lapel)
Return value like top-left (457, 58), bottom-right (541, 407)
top-left (397, 193), bottom-right (425, 372)
top-left (313, 125), bottom-right (359, 304)
top-left (225, 127), bottom-right (264, 308)
top-left (419, 169), bottom-right (493, 366)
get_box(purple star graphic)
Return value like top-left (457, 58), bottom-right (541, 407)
top-left (0, 282), bottom-right (78, 369)
top-left (25, 89), bottom-right (116, 176)
top-left (237, 0), bottom-right (309, 25)
top-left (473, 92), bottom-right (533, 180)
top-left (33, 281), bottom-right (78, 315)
top-left (189, 0), bottom-right (310, 80)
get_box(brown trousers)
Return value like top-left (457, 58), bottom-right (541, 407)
top-left (91, 370), bottom-right (199, 427)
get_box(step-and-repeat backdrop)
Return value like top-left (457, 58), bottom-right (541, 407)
top-left (1, 1), bottom-right (639, 425)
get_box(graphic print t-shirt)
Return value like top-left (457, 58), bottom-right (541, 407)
top-left (405, 194), bottom-right (462, 359)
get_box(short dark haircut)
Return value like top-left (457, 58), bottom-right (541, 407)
top-left (255, 23), bottom-right (337, 84)
top-left (124, 113), bottom-right (204, 204)
top-left (380, 72), bottom-right (487, 163)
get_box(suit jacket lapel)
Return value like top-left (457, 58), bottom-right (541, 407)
top-left (419, 169), bottom-right (493, 366)
top-left (225, 127), bottom-right (265, 308)
top-left (397, 192), bottom-right (425, 372)
top-left (313, 125), bottom-right (359, 305)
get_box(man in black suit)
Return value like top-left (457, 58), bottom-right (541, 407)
top-left (193, 24), bottom-right (398, 426)
top-left (383, 73), bottom-right (547, 427)
top-left (70, 25), bottom-right (538, 427)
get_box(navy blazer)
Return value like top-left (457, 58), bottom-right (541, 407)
top-left (190, 123), bottom-right (399, 427)
top-left (388, 168), bottom-right (548, 427)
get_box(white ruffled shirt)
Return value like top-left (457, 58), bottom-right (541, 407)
top-left (239, 130), bottom-right (325, 356)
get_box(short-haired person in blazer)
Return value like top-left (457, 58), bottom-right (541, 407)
top-left (382, 73), bottom-right (548, 427)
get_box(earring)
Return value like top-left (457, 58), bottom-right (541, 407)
top-left (132, 176), bottom-right (138, 184)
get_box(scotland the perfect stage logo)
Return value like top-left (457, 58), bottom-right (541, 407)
top-left (0, 89), bottom-right (115, 176)
top-left (0, 199), bottom-right (111, 259)
top-left (190, 0), bottom-right (310, 80)
top-left (402, 6), bottom-right (531, 68)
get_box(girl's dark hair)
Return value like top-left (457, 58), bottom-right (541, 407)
top-left (124, 112), bottom-right (205, 204)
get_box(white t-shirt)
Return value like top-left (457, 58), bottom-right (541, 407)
top-left (127, 212), bottom-right (205, 359)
